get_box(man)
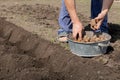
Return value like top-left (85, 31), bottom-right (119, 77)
top-left (58, 0), bottom-right (114, 42)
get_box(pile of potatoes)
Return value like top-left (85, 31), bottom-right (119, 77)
top-left (75, 35), bottom-right (106, 43)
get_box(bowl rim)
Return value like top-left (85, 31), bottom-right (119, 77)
top-left (68, 31), bottom-right (111, 44)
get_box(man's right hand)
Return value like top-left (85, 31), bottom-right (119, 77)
top-left (72, 22), bottom-right (84, 40)
top-left (64, 0), bottom-right (84, 40)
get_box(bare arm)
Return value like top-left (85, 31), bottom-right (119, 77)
top-left (64, 0), bottom-right (79, 24)
top-left (94, 0), bottom-right (114, 30)
top-left (64, 0), bottom-right (84, 39)
top-left (102, 0), bottom-right (114, 15)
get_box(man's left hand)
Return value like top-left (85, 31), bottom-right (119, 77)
top-left (94, 11), bottom-right (108, 30)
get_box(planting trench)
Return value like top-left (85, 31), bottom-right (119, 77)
top-left (0, 18), bottom-right (120, 80)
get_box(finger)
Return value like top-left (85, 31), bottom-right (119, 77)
top-left (79, 31), bottom-right (82, 40)
top-left (73, 32), bottom-right (77, 40)
top-left (91, 26), bottom-right (95, 30)
top-left (90, 19), bottom-right (96, 25)
top-left (90, 19), bottom-right (96, 30)
top-left (95, 20), bottom-right (102, 30)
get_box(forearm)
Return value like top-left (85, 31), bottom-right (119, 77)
top-left (64, 0), bottom-right (80, 24)
top-left (93, 0), bottom-right (114, 30)
top-left (102, 0), bottom-right (114, 14)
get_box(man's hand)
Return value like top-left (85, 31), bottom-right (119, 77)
top-left (73, 22), bottom-right (84, 40)
top-left (94, 11), bottom-right (107, 30)
top-left (64, 0), bottom-right (84, 40)
top-left (91, 0), bottom-right (114, 30)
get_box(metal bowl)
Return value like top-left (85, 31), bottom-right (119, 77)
top-left (68, 31), bottom-right (111, 57)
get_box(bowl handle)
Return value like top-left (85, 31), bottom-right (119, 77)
top-left (98, 42), bottom-right (110, 47)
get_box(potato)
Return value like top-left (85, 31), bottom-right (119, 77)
top-left (74, 34), bottom-right (106, 43)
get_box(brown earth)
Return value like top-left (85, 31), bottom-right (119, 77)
top-left (0, 2), bottom-right (120, 80)
top-left (0, 18), bottom-right (120, 80)
top-left (0, 3), bottom-right (89, 41)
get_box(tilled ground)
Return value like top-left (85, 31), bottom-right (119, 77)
top-left (0, 18), bottom-right (120, 80)
top-left (0, 2), bottom-right (120, 80)
top-left (0, 3), bottom-right (89, 41)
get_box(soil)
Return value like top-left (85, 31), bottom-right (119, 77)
top-left (0, 18), bottom-right (120, 80)
top-left (0, 1), bottom-right (120, 80)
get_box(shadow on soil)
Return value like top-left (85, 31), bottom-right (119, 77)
top-left (107, 23), bottom-right (120, 54)
top-left (108, 23), bottom-right (120, 42)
